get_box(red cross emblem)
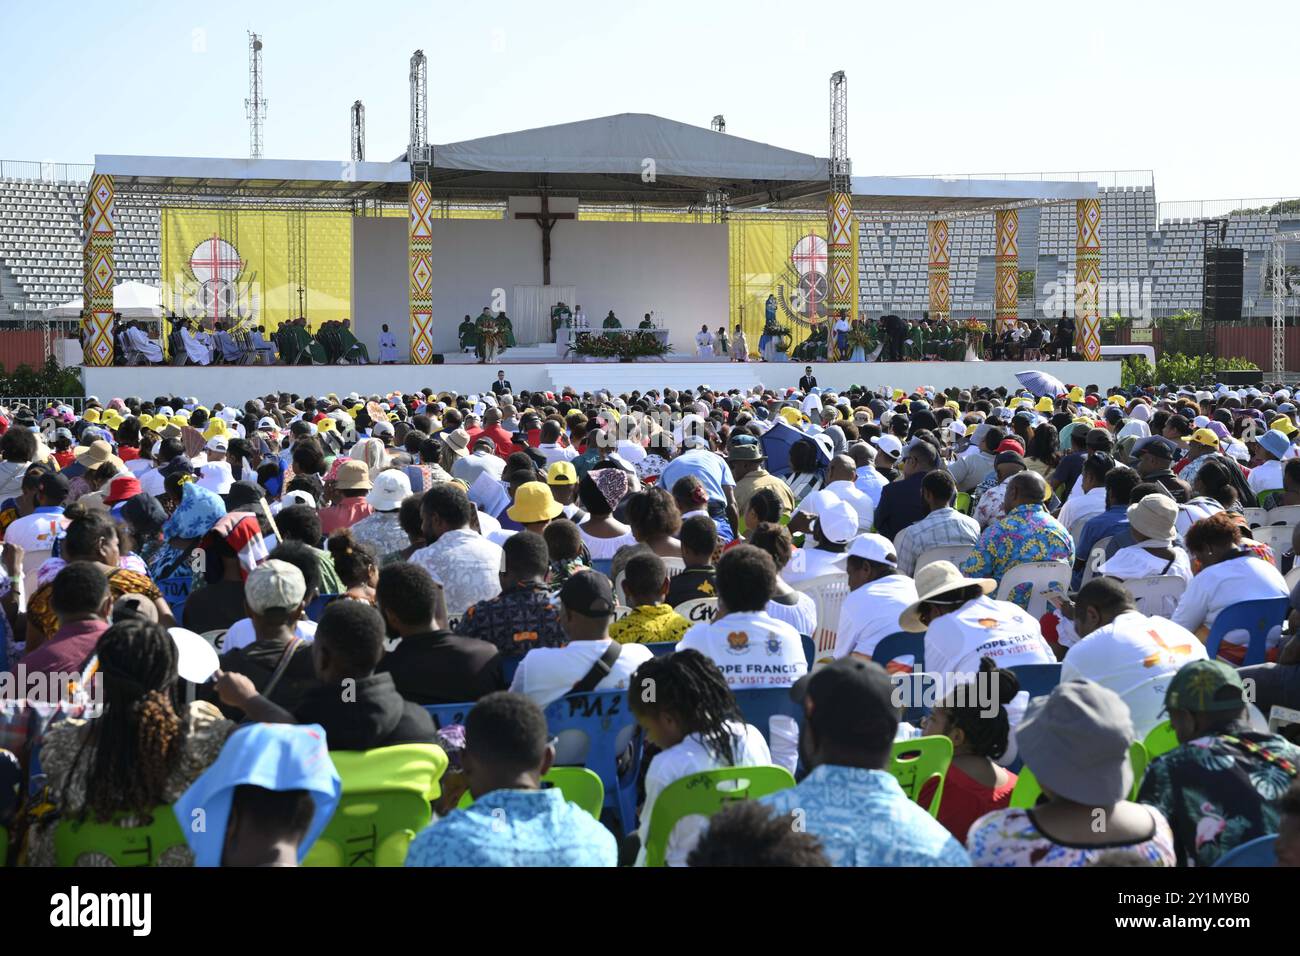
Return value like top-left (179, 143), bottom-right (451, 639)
top-left (189, 235), bottom-right (244, 320)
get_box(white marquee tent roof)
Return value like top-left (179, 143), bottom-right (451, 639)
top-left (45, 280), bottom-right (161, 319)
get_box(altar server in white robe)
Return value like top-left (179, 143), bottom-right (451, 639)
top-left (124, 322), bottom-right (164, 364)
top-left (378, 323), bottom-right (400, 364)
top-left (179, 322), bottom-right (212, 365)
top-left (695, 324), bottom-right (714, 358)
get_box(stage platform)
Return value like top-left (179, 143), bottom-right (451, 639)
top-left (80, 360), bottom-right (1119, 405)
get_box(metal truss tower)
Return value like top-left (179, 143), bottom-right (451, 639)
top-left (245, 33), bottom-right (267, 159)
top-left (829, 71), bottom-right (850, 192)
top-left (409, 50), bottom-right (431, 175)
top-left (1273, 232), bottom-right (1300, 378)
top-left (351, 100), bottom-right (365, 162)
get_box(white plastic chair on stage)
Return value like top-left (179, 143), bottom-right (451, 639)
top-left (794, 572), bottom-right (850, 656)
top-left (996, 561), bottom-right (1071, 619)
top-left (1122, 575), bottom-right (1189, 618)
top-left (914, 545), bottom-right (974, 574)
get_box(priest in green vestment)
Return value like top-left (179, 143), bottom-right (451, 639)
top-left (603, 310), bottom-right (622, 329)
top-left (459, 315), bottom-right (478, 351)
top-left (338, 319), bottom-right (371, 363)
top-left (496, 312), bottom-right (516, 349)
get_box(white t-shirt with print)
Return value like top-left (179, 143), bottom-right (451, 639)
top-left (924, 594), bottom-right (1055, 692)
top-left (509, 637), bottom-right (653, 709)
top-left (677, 611), bottom-right (807, 690)
top-left (634, 721), bottom-right (772, 867)
top-left (1061, 611), bottom-right (1207, 738)
top-left (1247, 459), bottom-right (1284, 496)
top-left (832, 573), bottom-right (919, 660)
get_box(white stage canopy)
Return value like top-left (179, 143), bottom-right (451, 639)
top-left (96, 113), bottom-right (1097, 215)
top-left (45, 280), bottom-right (162, 319)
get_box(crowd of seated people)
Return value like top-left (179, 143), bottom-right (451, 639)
top-left (1, 373), bottom-right (1299, 869)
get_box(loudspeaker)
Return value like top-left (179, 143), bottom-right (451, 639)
top-left (1219, 369), bottom-right (1262, 386)
top-left (1204, 248), bottom-right (1244, 322)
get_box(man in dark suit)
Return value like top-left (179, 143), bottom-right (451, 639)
top-left (491, 370), bottom-right (512, 396)
top-left (799, 366), bottom-right (818, 392)
top-left (874, 437), bottom-right (939, 541)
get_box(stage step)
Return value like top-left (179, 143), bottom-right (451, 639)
top-left (542, 361), bottom-right (772, 395)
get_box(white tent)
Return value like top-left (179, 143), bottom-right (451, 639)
top-left (44, 280), bottom-right (162, 319)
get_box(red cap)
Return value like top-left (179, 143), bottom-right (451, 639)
top-left (996, 438), bottom-right (1026, 455)
top-left (1084, 395), bottom-right (1100, 407)
top-left (104, 473), bottom-right (142, 505)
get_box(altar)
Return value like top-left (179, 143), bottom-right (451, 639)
top-left (553, 326), bottom-right (670, 356)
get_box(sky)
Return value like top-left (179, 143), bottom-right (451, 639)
top-left (1, 0), bottom-right (1295, 205)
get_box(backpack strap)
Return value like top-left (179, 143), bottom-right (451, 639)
top-left (571, 640), bottom-right (623, 695)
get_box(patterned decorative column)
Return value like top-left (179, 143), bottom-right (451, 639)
top-left (995, 209), bottom-right (1019, 336)
top-left (927, 219), bottom-right (950, 321)
top-left (83, 173), bottom-right (115, 367)
top-left (1075, 198), bottom-right (1102, 361)
top-left (408, 180), bottom-right (434, 364)
top-left (826, 191), bottom-right (855, 318)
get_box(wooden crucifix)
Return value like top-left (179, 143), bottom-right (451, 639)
top-left (513, 193), bottom-right (575, 285)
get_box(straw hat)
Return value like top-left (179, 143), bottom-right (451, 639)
top-left (73, 439), bottom-right (125, 473)
top-left (899, 561), bottom-right (996, 632)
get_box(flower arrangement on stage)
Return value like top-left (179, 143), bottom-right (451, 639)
top-left (846, 325), bottom-right (878, 353)
top-left (764, 322), bottom-right (793, 353)
top-left (567, 330), bottom-right (671, 362)
top-left (960, 318), bottom-right (987, 335)
top-left (959, 317), bottom-right (988, 359)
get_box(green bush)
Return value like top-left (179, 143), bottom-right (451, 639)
top-left (1120, 352), bottom-right (1258, 388)
top-left (0, 356), bottom-right (84, 399)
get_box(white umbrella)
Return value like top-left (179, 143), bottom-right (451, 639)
top-left (1015, 370), bottom-right (1066, 398)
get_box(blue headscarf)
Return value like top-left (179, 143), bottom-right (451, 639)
top-left (162, 482), bottom-right (227, 541)
top-left (174, 723), bottom-right (340, 867)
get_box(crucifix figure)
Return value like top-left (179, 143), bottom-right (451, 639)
top-left (513, 193), bottom-right (575, 285)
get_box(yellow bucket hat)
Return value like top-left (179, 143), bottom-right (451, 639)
top-left (1068, 387), bottom-right (1085, 403)
top-left (1271, 416), bottom-right (1297, 436)
top-left (1036, 397), bottom-right (1054, 413)
top-left (203, 419), bottom-right (227, 440)
top-left (169, 415), bottom-right (188, 428)
top-left (83, 408), bottom-right (100, 423)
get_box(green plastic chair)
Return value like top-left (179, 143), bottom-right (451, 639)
top-left (456, 767), bottom-right (604, 819)
top-left (302, 744), bottom-right (447, 868)
top-left (643, 766), bottom-right (795, 867)
top-left (54, 805), bottom-right (187, 867)
top-left (1011, 740), bottom-right (1149, 808)
top-left (1143, 721), bottom-right (1179, 760)
top-left (888, 736), bottom-right (953, 818)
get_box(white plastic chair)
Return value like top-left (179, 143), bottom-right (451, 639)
top-left (914, 544), bottom-right (974, 574)
top-left (1121, 575), bottom-right (1189, 618)
top-left (1068, 517), bottom-right (1094, 545)
top-left (1077, 535), bottom-right (1114, 588)
top-left (996, 561), bottom-right (1071, 619)
top-left (1243, 507), bottom-right (1267, 529)
top-left (673, 597), bottom-right (718, 626)
top-left (1286, 566), bottom-right (1300, 591)
top-left (1248, 524), bottom-right (1293, 556)
top-left (794, 572), bottom-right (850, 655)
top-left (1263, 505), bottom-right (1300, 528)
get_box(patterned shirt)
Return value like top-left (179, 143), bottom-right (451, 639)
top-left (349, 511), bottom-right (411, 557)
top-left (404, 787), bottom-right (617, 867)
top-left (962, 504), bottom-right (1074, 610)
top-left (761, 764), bottom-right (971, 867)
top-left (966, 806), bottom-right (1177, 867)
top-left (1137, 724), bottom-right (1300, 867)
top-left (456, 581), bottom-right (567, 656)
top-left (894, 507), bottom-right (981, 576)
top-left (610, 604), bottom-right (691, 644)
top-left (411, 528), bottom-right (504, 620)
